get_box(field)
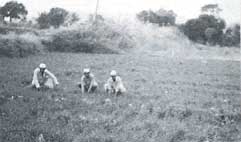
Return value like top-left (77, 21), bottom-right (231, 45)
top-left (0, 46), bottom-right (240, 142)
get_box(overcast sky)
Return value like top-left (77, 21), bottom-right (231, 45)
top-left (0, 0), bottom-right (240, 24)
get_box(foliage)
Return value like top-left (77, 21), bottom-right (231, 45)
top-left (233, 24), bottom-right (240, 46)
top-left (0, 33), bottom-right (42, 57)
top-left (0, 1), bottom-right (28, 22)
top-left (201, 4), bottom-right (222, 16)
top-left (36, 12), bottom-right (50, 29)
top-left (222, 24), bottom-right (240, 47)
top-left (45, 30), bottom-right (97, 53)
top-left (37, 8), bottom-right (72, 29)
top-left (181, 14), bottom-right (225, 45)
top-left (63, 12), bottom-right (80, 26)
top-left (137, 8), bottom-right (177, 26)
top-left (48, 8), bottom-right (68, 28)
top-left (204, 28), bottom-right (218, 45)
top-left (42, 19), bottom-right (134, 53)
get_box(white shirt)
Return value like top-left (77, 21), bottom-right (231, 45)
top-left (107, 76), bottom-right (124, 89)
top-left (81, 73), bottom-right (96, 86)
top-left (32, 68), bottom-right (59, 88)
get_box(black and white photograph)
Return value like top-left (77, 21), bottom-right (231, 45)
top-left (0, 0), bottom-right (240, 141)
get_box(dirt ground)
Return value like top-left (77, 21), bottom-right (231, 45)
top-left (0, 49), bottom-right (240, 142)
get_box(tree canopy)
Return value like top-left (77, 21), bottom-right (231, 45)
top-left (0, 1), bottom-right (28, 22)
top-left (201, 4), bottom-right (222, 17)
top-left (137, 8), bottom-right (177, 26)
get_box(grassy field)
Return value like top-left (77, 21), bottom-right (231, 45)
top-left (0, 50), bottom-right (240, 142)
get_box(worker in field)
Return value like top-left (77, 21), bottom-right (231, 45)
top-left (31, 63), bottom-right (59, 90)
top-left (104, 70), bottom-right (126, 95)
top-left (78, 68), bottom-right (98, 93)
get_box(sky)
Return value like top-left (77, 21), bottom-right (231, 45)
top-left (0, 0), bottom-right (240, 24)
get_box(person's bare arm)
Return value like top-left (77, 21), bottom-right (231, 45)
top-left (81, 76), bottom-right (85, 93)
top-left (115, 77), bottom-right (122, 95)
top-left (45, 70), bottom-right (59, 85)
top-left (88, 75), bottom-right (95, 93)
top-left (32, 68), bottom-right (40, 89)
top-left (87, 82), bottom-right (93, 93)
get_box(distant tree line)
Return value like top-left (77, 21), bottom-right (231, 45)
top-left (0, 1), bottom-right (79, 29)
top-left (37, 8), bottom-right (81, 29)
top-left (0, 1), bottom-right (240, 47)
top-left (137, 8), bottom-right (177, 26)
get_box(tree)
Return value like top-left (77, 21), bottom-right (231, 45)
top-left (201, 4), bottom-right (222, 17)
top-left (0, 1), bottom-right (28, 22)
top-left (183, 14), bottom-right (226, 45)
top-left (136, 10), bottom-right (149, 23)
top-left (136, 9), bottom-right (177, 26)
top-left (37, 12), bottom-right (50, 29)
top-left (48, 7), bottom-right (68, 28)
top-left (37, 7), bottom-right (72, 29)
top-left (233, 24), bottom-right (240, 46)
top-left (205, 27), bottom-right (218, 45)
top-left (156, 9), bottom-right (177, 26)
top-left (0, 7), bottom-right (4, 23)
top-left (222, 24), bottom-right (240, 47)
top-left (64, 12), bottom-right (80, 26)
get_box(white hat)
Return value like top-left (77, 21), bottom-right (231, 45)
top-left (110, 70), bottom-right (117, 76)
top-left (39, 63), bottom-right (46, 69)
top-left (83, 68), bottom-right (90, 73)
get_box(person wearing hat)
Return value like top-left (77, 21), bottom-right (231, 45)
top-left (104, 70), bottom-right (126, 95)
top-left (78, 68), bottom-right (98, 93)
top-left (31, 63), bottom-right (59, 90)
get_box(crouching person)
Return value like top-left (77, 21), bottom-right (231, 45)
top-left (104, 70), bottom-right (126, 96)
top-left (31, 63), bottom-right (59, 90)
top-left (78, 68), bottom-right (98, 93)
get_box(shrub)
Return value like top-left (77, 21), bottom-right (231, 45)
top-left (43, 20), bottom-right (135, 53)
top-left (45, 30), bottom-right (96, 53)
top-left (0, 24), bottom-right (38, 35)
top-left (0, 33), bottom-right (42, 57)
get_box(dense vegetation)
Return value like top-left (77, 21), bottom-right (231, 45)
top-left (137, 8), bottom-right (177, 26)
top-left (179, 4), bottom-right (240, 47)
top-left (0, 2), bottom-right (240, 58)
top-left (180, 14), bottom-right (225, 45)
